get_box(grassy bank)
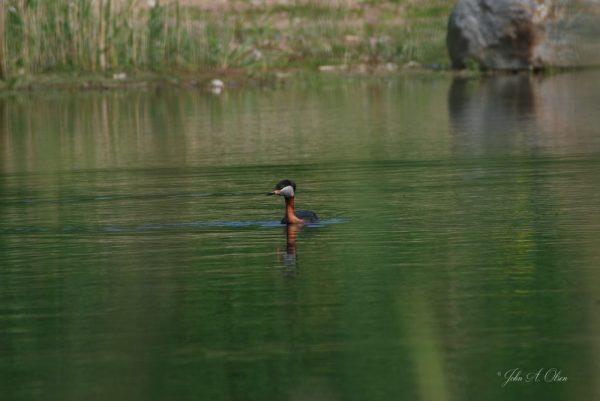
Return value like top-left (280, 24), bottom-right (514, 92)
top-left (0, 0), bottom-right (453, 85)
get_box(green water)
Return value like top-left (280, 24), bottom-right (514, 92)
top-left (1, 73), bottom-right (600, 401)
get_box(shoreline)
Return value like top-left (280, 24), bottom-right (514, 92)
top-left (0, 64), bottom-right (451, 94)
top-left (2, 64), bottom-right (589, 95)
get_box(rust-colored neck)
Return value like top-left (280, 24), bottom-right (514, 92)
top-left (285, 197), bottom-right (303, 224)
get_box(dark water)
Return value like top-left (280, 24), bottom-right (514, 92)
top-left (1, 72), bottom-right (600, 401)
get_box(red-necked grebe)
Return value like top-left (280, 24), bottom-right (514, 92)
top-left (267, 179), bottom-right (319, 224)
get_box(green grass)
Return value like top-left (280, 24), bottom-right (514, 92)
top-left (0, 0), bottom-right (454, 81)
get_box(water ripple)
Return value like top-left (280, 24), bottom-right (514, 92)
top-left (0, 218), bottom-right (346, 235)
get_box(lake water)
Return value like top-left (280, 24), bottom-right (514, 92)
top-left (1, 72), bottom-right (600, 401)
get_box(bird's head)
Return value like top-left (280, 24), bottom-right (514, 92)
top-left (267, 179), bottom-right (296, 198)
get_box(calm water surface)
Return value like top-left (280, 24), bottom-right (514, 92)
top-left (1, 72), bottom-right (600, 401)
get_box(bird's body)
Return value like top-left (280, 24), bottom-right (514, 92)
top-left (268, 179), bottom-right (319, 225)
top-left (281, 210), bottom-right (319, 225)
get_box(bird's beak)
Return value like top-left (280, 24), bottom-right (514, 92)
top-left (266, 190), bottom-right (279, 196)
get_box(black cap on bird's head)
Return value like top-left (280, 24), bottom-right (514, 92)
top-left (274, 179), bottom-right (296, 191)
top-left (267, 179), bottom-right (296, 198)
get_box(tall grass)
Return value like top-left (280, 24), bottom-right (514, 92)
top-left (0, 0), bottom-right (453, 79)
top-left (2, 0), bottom-right (198, 75)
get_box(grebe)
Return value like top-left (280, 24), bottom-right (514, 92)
top-left (267, 179), bottom-right (319, 224)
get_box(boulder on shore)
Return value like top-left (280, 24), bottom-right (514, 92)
top-left (447, 0), bottom-right (600, 70)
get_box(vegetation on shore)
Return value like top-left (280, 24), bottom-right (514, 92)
top-left (0, 0), bottom-right (453, 86)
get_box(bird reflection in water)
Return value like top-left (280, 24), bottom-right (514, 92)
top-left (279, 224), bottom-right (300, 271)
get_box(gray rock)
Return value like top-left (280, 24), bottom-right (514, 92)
top-left (447, 0), bottom-right (600, 70)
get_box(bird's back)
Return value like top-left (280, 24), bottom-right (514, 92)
top-left (297, 210), bottom-right (319, 223)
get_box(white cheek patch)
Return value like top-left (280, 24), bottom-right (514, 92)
top-left (279, 185), bottom-right (294, 197)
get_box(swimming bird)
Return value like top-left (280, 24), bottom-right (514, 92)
top-left (267, 179), bottom-right (319, 224)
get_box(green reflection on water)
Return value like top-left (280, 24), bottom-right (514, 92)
top-left (1, 73), bottom-right (600, 401)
